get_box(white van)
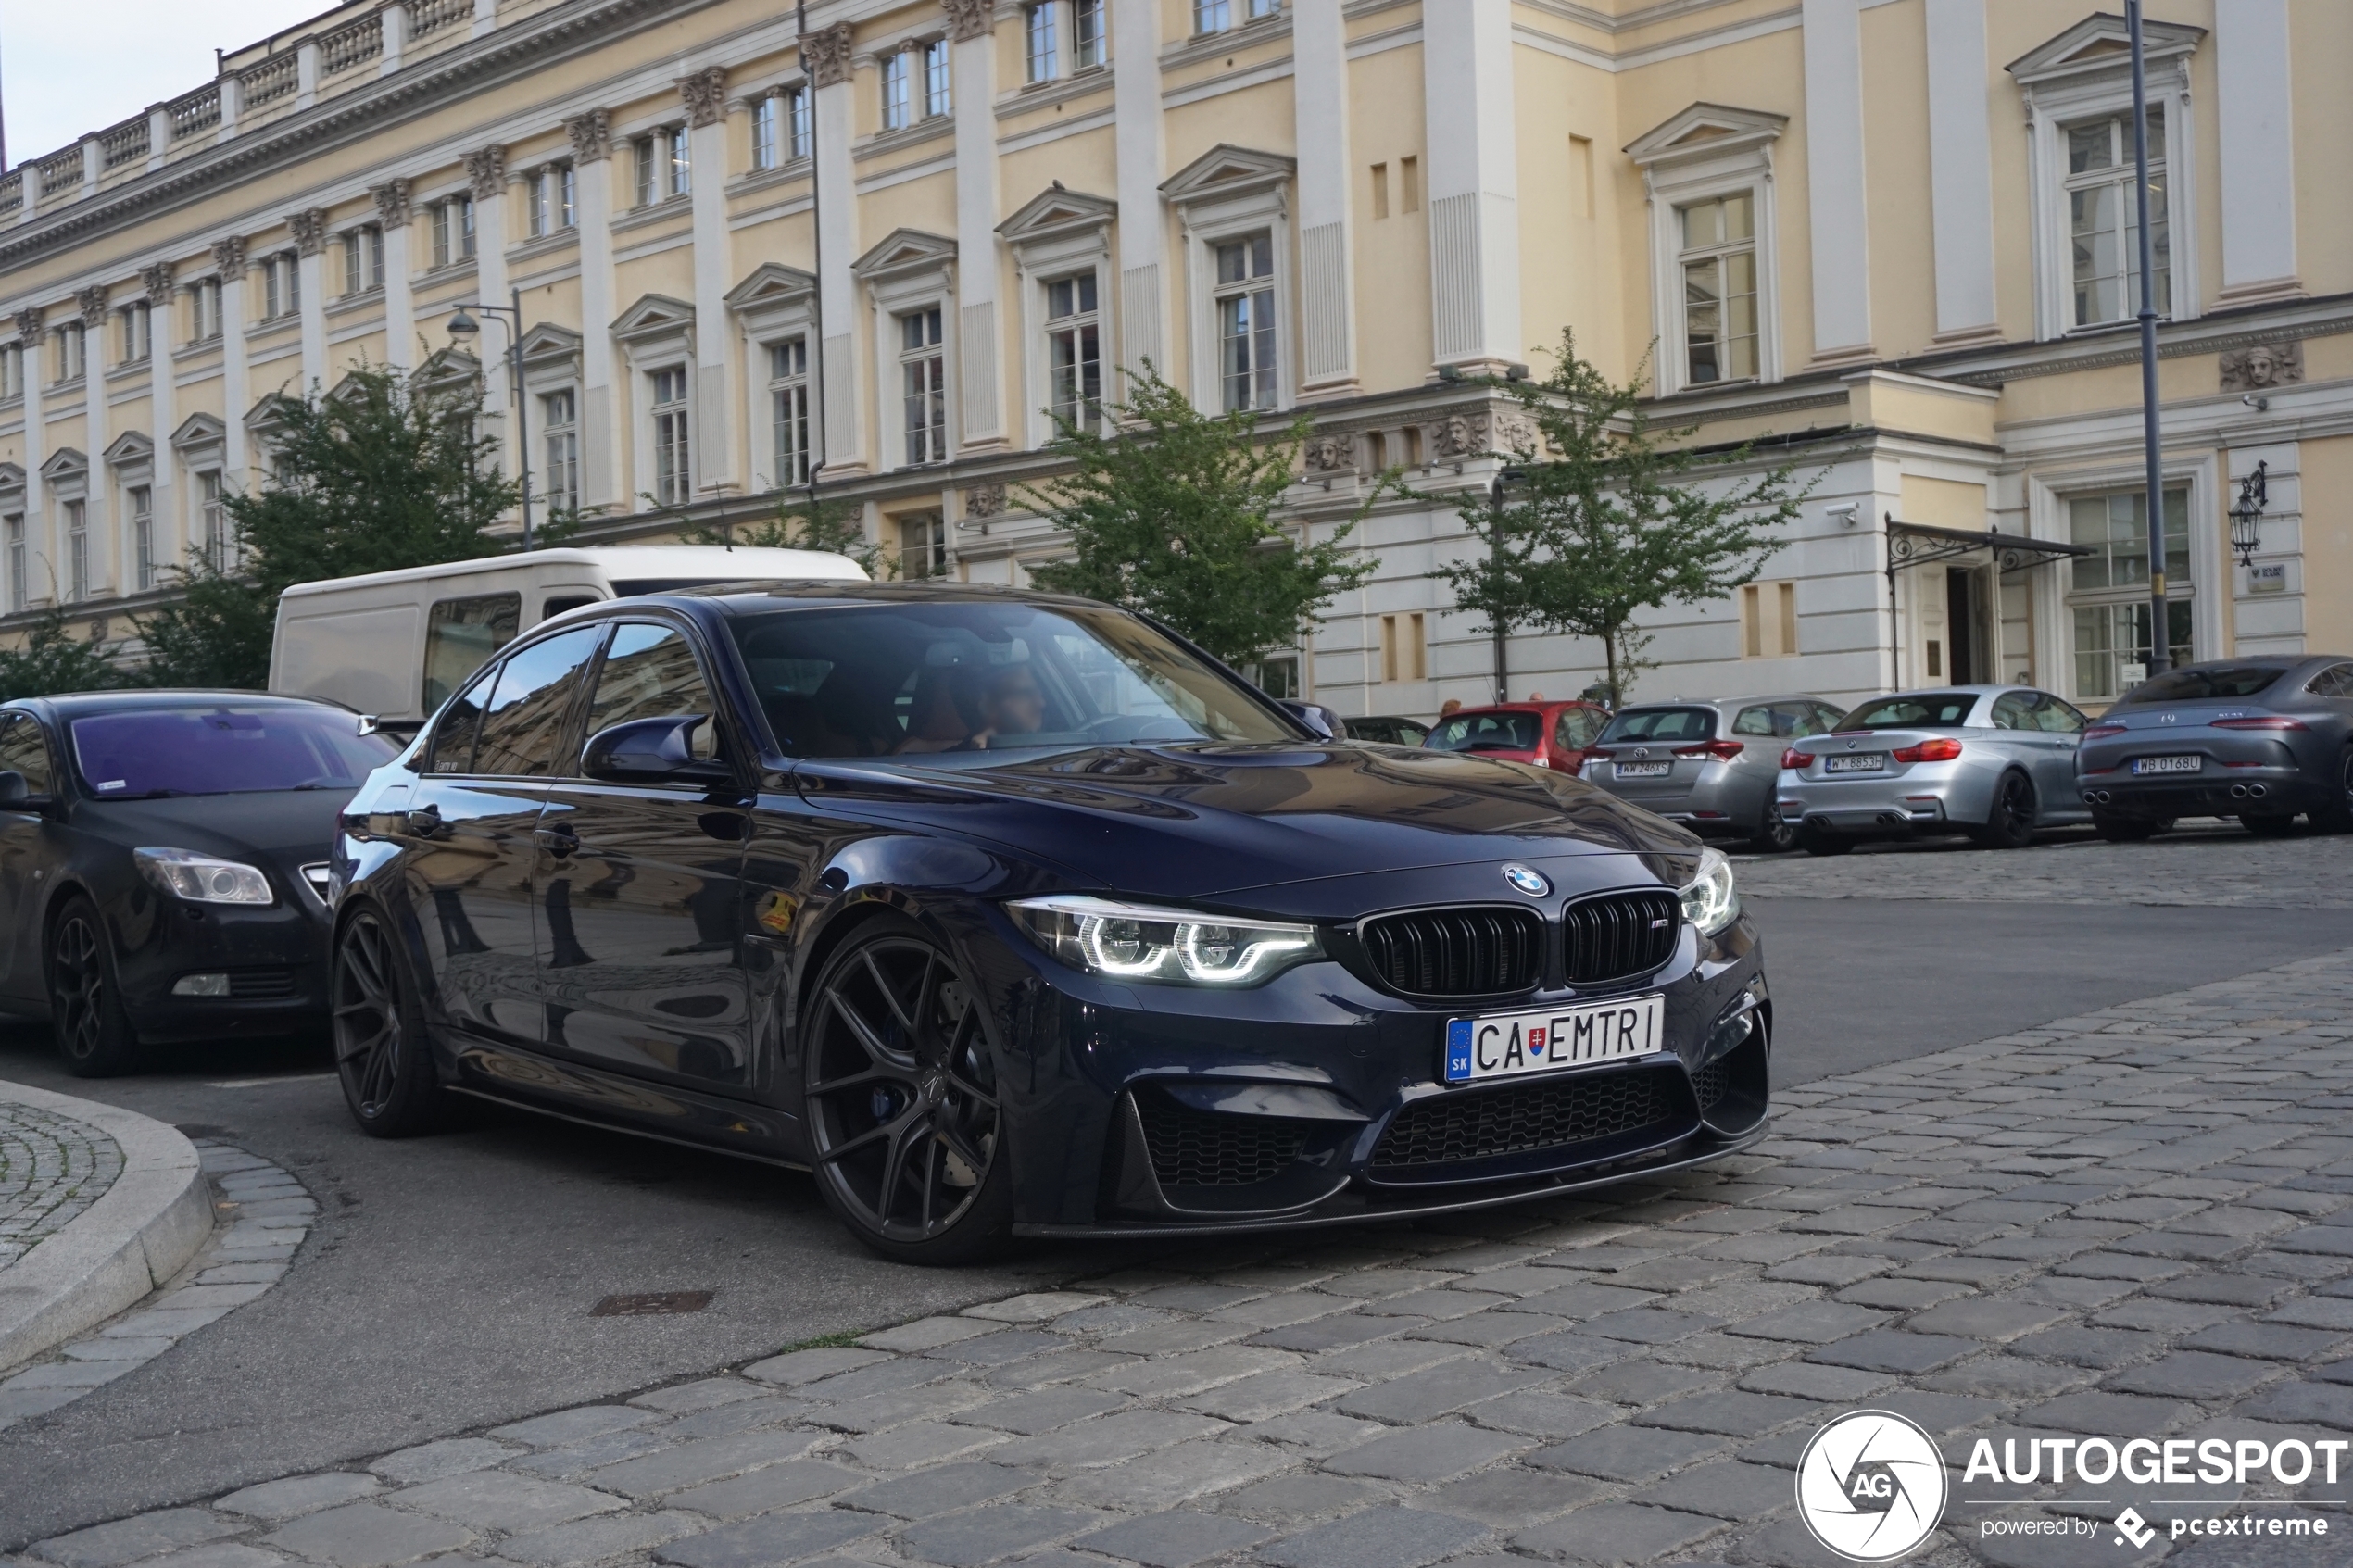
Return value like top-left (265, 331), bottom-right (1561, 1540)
top-left (269, 546), bottom-right (866, 725)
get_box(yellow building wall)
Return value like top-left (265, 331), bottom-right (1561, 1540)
top-left (1348, 38), bottom-right (1431, 395)
top-left (2298, 433), bottom-right (2353, 652)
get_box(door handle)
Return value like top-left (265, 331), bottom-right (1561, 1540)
top-left (535, 824), bottom-right (579, 859)
top-left (403, 803), bottom-right (443, 837)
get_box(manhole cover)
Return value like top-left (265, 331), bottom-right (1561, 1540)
top-left (591, 1291), bottom-right (714, 1317)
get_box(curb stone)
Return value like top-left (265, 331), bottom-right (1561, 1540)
top-left (0, 1081), bottom-right (209, 1374)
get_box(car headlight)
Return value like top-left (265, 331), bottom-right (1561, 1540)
top-left (1008, 895), bottom-right (1320, 986)
top-left (135, 847), bottom-right (274, 906)
top-left (1679, 847), bottom-right (1739, 936)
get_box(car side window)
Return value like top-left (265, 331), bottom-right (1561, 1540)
top-left (1812, 703), bottom-right (1846, 733)
top-left (0, 715), bottom-right (54, 796)
top-left (2308, 663), bottom-right (2353, 699)
top-left (2033, 693), bottom-right (2088, 734)
top-left (472, 628), bottom-right (603, 778)
top-left (428, 665), bottom-right (498, 775)
top-left (582, 624), bottom-right (724, 765)
top-left (1989, 693), bottom-right (2033, 730)
top-left (1731, 705), bottom-right (1778, 737)
top-left (1777, 703), bottom-right (1822, 738)
top-left (1555, 709), bottom-right (1604, 749)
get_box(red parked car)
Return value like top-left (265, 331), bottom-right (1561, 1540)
top-left (1422, 700), bottom-right (1612, 774)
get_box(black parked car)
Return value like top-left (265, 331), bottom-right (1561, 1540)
top-left (0, 692), bottom-right (397, 1074)
top-left (2077, 656), bottom-right (2353, 837)
top-left (333, 584), bottom-right (1770, 1261)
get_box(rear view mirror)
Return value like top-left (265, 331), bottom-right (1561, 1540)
top-left (0, 771), bottom-right (26, 808)
top-left (583, 716), bottom-right (734, 785)
top-left (1279, 700), bottom-right (1337, 740)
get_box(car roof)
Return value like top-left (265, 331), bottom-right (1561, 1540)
top-left (278, 546), bottom-right (868, 598)
top-left (542, 579), bottom-right (1121, 622)
top-left (8, 689), bottom-right (351, 718)
top-left (1441, 699), bottom-right (1598, 716)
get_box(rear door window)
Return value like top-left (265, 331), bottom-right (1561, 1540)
top-left (1555, 708), bottom-right (1604, 749)
top-left (472, 629), bottom-right (603, 777)
top-left (429, 665), bottom-right (498, 775)
top-left (0, 715), bottom-right (53, 797)
top-left (423, 594), bottom-right (522, 713)
top-left (1731, 705), bottom-right (1780, 737)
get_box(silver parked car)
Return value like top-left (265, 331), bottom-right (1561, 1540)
top-left (1579, 696), bottom-right (1849, 852)
top-left (1777, 685), bottom-right (2095, 855)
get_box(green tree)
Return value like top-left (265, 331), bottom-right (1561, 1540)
top-left (1429, 332), bottom-right (1815, 703)
top-left (1016, 366), bottom-right (1376, 669)
top-left (0, 608), bottom-right (132, 699)
top-left (675, 488), bottom-right (894, 580)
top-left (139, 364), bottom-right (521, 688)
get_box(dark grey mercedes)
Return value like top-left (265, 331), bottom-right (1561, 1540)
top-left (2076, 655), bottom-right (2353, 836)
top-left (332, 583), bottom-right (1771, 1261)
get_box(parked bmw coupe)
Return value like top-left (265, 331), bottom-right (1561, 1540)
top-left (1578, 696), bottom-right (1849, 852)
top-left (1776, 685), bottom-right (2094, 854)
top-left (1422, 698), bottom-right (1612, 775)
top-left (0, 692), bottom-right (398, 1074)
top-left (2076, 655), bottom-right (2353, 837)
top-left (332, 583), bottom-right (1770, 1261)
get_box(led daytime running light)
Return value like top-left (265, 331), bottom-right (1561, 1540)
top-left (1009, 895), bottom-right (1320, 986)
top-left (1678, 847), bottom-right (1740, 937)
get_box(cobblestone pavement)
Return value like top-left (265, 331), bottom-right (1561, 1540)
top-left (0, 1141), bottom-right (314, 1427)
top-left (1735, 824), bottom-right (2353, 908)
top-left (20, 951), bottom-right (2353, 1567)
top-left (0, 1102), bottom-right (123, 1270)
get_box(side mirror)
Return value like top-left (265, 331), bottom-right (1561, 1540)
top-left (1279, 700), bottom-right (1336, 740)
top-left (0, 771), bottom-right (27, 808)
top-left (583, 715), bottom-right (734, 786)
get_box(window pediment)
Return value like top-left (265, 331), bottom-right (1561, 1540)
top-left (39, 447), bottom-right (88, 483)
top-left (409, 348), bottom-right (483, 395)
top-left (610, 294), bottom-right (697, 348)
top-left (518, 322), bottom-right (584, 378)
top-left (2007, 14), bottom-right (2204, 88)
top-left (724, 263), bottom-right (818, 315)
top-left (0, 462), bottom-right (23, 498)
top-left (103, 431), bottom-right (154, 470)
top-left (1159, 144), bottom-right (1294, 207)
top-left (852, 230), bottom-right (957, 286)
top-left (1624, 104), bottom-right (1787, 172)
top-left (998, 184), bottom-right (1117, 247)
top-left (170, 412), bottom-right (225, 457)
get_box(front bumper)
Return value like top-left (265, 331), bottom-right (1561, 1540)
top-left (981, 907), bottom-right (1770, 1236)
top-left (107, 883), bottom-right (332, 1042)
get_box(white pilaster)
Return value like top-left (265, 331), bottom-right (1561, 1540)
top-left (143, 270), bottom-right (177, 572)
top-left (381, 3), bottom-right (407, 75)
top-left (685, 69), bottom-right (736, 491)
top-left (13, 311), bottom-right (44, 604)
top-left (952, 12), bottom-right (1004, 445)
top-left (1421, 1), bottom-right (1520, 372)
top-left (1924, 0), bottom-right (1997, 343)
top-left (2216, 0), bottom-right (2300, 305)
top-left (811, 30), bottom-right (863, 474)
top-left (296, 255), bottom-right (328, 393)
top-left (1112, 0), bottom-right (1166, 391)
top-left (218, 241), bottom-right (251, 495)
top-left (1291, 0), bottom-right (1355, 396)
top-left (468, 149), bottom-right (510, 481)
top-left (569, 114), bottom-right (620, 510)
top-left (1801, 0), bottom-right (1872, 361)
top-left (81, 301), bottom-right (110, 597)
top-left (376, 180), bottom-right (416, 368)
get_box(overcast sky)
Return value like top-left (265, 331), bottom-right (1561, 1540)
top-left (4, 1), bottom-right (329, 168)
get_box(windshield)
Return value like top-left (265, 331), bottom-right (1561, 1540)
top-left (725, 600), bottom-right (1298, 758)
top-left (2115, 664), bottom-right (2289, 704)
top-left (1598, 707), bottom-right (1717, 744)
top-left (1835, 694), bottom-right (1982, 731)
top-left (72, 707), bottom-right (396, 798)
top-left (1425, 711), bottom-right (1542, 753)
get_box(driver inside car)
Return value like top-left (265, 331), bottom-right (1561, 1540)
top-left (970, 664), bottom-right (1047, 749)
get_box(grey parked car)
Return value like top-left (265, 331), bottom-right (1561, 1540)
top-left (2077, 655), bottom-right (2353, 838)
top-left (1579, 696), bottom-right (1848, 852)
top-left (1777, 685), bottom-right (2094, 854)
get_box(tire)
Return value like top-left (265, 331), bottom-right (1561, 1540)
top-left (1799, 824), bottom-right (1853, 858)
top-left (1971, 771), bottom-right (2038, 849)
top-left (2313, 748), bottom-right (2353, 834)
top-left (2092, 810), bottom-right (2167, 843)
top-left (49, 897), bottom-right (140, 1078)
top-left (333, 905), bottom-right (446, 1136)
top-left (802, 916), bottom-right (1013, 1265)
top-left (1750, 800), bottom-right (1798, 854)
top-left (2244, 812), bottom-right (2300, 837)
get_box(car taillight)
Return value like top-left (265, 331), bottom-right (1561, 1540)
top-left (2083, 723), bottom-right (2127, 741)
top-left (1892, 737), bottom-right (1964, 763)
top-left (2210, 716), bottom-right (2308, 731)
top-left (1780, 748), bottom-right (1808, 770)
top-left (1675, 740), bottom-right (1747, 762)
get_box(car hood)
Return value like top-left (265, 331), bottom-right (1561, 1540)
top-left (76, 789), bottom-right (352, 887)
top-left (795, 741), bottom-right (1694, 901)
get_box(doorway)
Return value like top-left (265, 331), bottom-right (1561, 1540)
top-left (1944, 568), bottom-right (1988, 685)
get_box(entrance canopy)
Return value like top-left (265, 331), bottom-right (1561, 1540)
top-left (1884, 515), bottom-right (2093, 575)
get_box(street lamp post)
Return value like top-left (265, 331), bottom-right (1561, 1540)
top-left (2127, 0), bottom-right (2169, 677)
top-left (1488, 466), bottom-right (1526, 706)
top-left (446, 289), bottom-right (535, 552)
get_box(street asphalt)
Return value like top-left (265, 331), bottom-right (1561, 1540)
top-left (0, 854), bottom-right (2348, 1538)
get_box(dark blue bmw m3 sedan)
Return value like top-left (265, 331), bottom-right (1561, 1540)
top-left (333, 583), bottom-right (1771, 1261)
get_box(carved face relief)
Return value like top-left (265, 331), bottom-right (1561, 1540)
top-left (2221, 339), bottom-right (2304, 392)
top-left (1303, 433), bottom-right (1352, 473)
top-left (964, 482), bottom-right (1006, 518)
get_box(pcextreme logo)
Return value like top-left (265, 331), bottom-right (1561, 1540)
top-left (1796, 1411), bottom-right (1951, 1562)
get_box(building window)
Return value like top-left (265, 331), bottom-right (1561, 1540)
top-left (197, 470), bottom-right (228, 567)
top-left (1678, 192), bottom-right (1757, 385)
top-left (0, 344), bottom-right (19, 400)
top-left (650, 367), bottom-right (691, 507)
top-left (431, 195), bottom-right (475, 269)
top-left (1045, 273), bottom-right (1101, 430)
top-left (528, 166), bottom-right (575, 236)
top-left (750, 92), bottom-right (812, 168)
top-left (343, 226), bottom-right (384, 295)
top-left (1740, 580), bottom-right (1799, 659)
top-left (2066, 107), bottom-right (2168, 330)
top-left (1248, 652), bottom-right (1299, 698)
top-left (750, 97), bottom-right (780, 170)
top-left (769, 338), bottom-right (811, 489)
top-left (923, 39), bottom-right (952, 118)
top-left (54, 322), bottom-right (86, 383)
top-left (541, 390), bottom-right (579, 514)
top-left (129, 485), bottom-right (154, 592)
top-left (261, 253), bottom-right (302, 320)
top-left (899, 307), bottom-right (947, 466)
top-left (2068, 487), bottom-right (2191, 700)
top-left (4, 515), bottom-right (21, 611)
top-left (1074, 0), bottom-right (1105, 68)
top-left (64, 500), bottom-right (87, 603)
top-left (1027, 4), bottom-right (1059, 82)
top-left (1214, 233), bottom-right (1277, 412)
top-left (119, 303), bottom-right (152, 365)
top-left (898, 513), bottom-right (946, 580)
top-left (1195, 0), bottom-right (1276, 34)
top-left (786, 86), bottom-right (812, 159)
top-left (188, 279), bottom-right (221, 344)
top-left (633, 129), bottom-right (689, 206)
top-left (1380, 612), bottom-right (1426, 684)
top-left (881, 52), bottom-right (912, 131)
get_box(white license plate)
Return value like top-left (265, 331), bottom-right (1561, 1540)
top-left (1615, 761), bottom-right (1672, 779)
top-left (2132, 754), bottom-right (2201, 775)
top-left (1824, 753), bottom-right (1888, 773)
top-left (1444, 994), bottom-right (1666, 1085)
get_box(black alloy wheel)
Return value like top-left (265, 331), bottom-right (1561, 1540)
top-left (50, 897), bottom-right (139, 1078)
top-left (2244, 812), bottom-right (2300, 837)
top-left (2091, 810), bottom-right (2170, 843)
top-left (1972, 771), bottom-right (2037, 850)
top-left (1752, 800), bottom-right (1798, 854)
top-left (1799, 823), bottom-right (1852, 858)
top-left (333, 907), bottom-right (444, 1135)
top-left (2315, 748), bottom-right (2353, 834)
top-left (804, 920), bottom-right (1011, 1263)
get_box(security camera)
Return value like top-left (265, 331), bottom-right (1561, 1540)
top-left (1826, 502), bottom-right (1859, 527)
top-left (2241, 394), bottom-right (2271, 413)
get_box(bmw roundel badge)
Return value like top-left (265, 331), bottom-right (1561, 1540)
top-left (1502, 864), bottom-right (1551, 897)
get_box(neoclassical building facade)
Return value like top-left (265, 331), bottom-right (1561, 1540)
top-left (0, 0), bottom-right (2345, 713)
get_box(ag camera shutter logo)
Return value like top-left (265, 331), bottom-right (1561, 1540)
top-left (1796, 1411), bottom-right (1949, 1562)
